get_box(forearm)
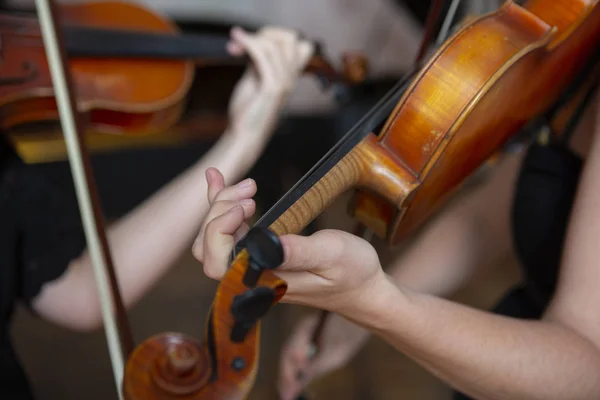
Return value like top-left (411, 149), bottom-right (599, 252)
top-left (387, 209), bottom-right (489, 297)
top-left (64, 130), bottom-right (267, 326)
top-left (102, 134), bottom-right (259, 272)
top-left (353, 277), bottom-right (600, 400)
top-left (386, 152), bottom-right (521, 297)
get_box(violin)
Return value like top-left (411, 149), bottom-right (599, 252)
top-left (32, 0), bottom-right (599, 398)
top-left (120, 0), bottom-right (600, 399)
top-left (1, 0), bottom-right (367, 139)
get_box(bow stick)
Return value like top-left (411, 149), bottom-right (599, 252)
top-left (34, 0), bottom-right (132, 397)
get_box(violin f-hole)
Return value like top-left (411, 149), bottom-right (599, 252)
top-left (0, 59), bottom-right (38, 86)
top-left (1, 33), bottom-right (39, 86)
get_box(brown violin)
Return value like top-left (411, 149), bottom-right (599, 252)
top-left (121, 0), bottom-right (599, 399)
top-left (0, 0), bottom-right (367, 139)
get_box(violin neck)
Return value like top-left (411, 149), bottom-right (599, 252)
top-left (61, 25), bottom-right (351, 87)
top-left (249, 69), bottom-right (418, 236)
top-left (63, 26), bottom-right (233, 62)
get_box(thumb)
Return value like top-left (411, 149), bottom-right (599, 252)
top-left (295, 41), bottom-right (315, 72)
top-left (279, 230), bottom-right (350, 272)
top-left (201, 205), bottom-right (245, 280)
top-left (206, 168), bottom-right (225, 204)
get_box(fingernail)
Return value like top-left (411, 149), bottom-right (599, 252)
top-left (205, 169), bottom-right (212, 185)
top-left (238, 178), bottom-right (253, 188)
top-left (231, 26), bottom-right (245, 37)
top-left (240, 199), bottom-right (254, 205)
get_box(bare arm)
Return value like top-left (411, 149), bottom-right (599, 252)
top-left (33, 131), bottom-right (260, 331)
top-left (353, 273), bottom-right (600, 400)
top-left (30, 27), bottom-right (314, 332)
top-left (386, 148), bottom-right (523, 297)
top-left (193, 77), bottom-right (600, 400)
top-left (272, 96), bottom-right (600, 399)
top-left (274, 140), bottom-right (525, 399)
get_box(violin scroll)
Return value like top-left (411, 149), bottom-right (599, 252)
top-left (124, 332), bottom-right (212, 397)
top-left (305, 48), bottom-right (369, 94)
top-left (122, 227), bottom-right (287, 400)
top-left (342, 52), bottom-right (370, 84)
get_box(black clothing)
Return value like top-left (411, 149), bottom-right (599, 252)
top-left (453, 140), bottom-right (583, 400)
top-left (0, 137), bottom-right (86, 399)
top-left (511, 141), bottom-right (583, 305)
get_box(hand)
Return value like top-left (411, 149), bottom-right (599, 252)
top-left (193, 170), bottom-right (388, 316)
top-left (192, 167), bottom-right (257, 279)
top-left (278, 313), bottom-right (370, 400)
top-left (226, 26), bottom-right (314, 143)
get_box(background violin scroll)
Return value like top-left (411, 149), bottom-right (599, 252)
top-left (304, 50), bottom-right (369, 96)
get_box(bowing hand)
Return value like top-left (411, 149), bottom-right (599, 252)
top-left (226, 26), bottom-right (314, 142)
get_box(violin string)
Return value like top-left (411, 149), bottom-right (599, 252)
top-left (245, 67), bottom-right (418, 243)
top-left (414, 0), bottom-right (447, 66)
top-left (34, 0), bottom-right (128, 397)
top-left (436, 0), bottom-right (461, 45)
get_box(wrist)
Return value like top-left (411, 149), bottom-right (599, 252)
top-left (192, 130), bottom-right (266, 185)
top-left (223, 127), bottom-right (269, 164)
top-left (339, 273), bottom-right (408, 332)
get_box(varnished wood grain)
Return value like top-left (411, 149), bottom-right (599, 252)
top-left (1, 0), bottom-right (369, 153)
top-left (350, 0), bottom-right (600, 245)
top-left (269, 133), bottom-right (414, 236)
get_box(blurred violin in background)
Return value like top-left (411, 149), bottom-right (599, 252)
top-left (0, 0), bottom-right (369, 162)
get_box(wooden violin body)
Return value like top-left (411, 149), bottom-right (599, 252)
top-left (351, 0), bottom-right (600, 244)
top-left (116, 0), bottom-right (600, 399)
top-left (1, 1), bottom-right (193, 135)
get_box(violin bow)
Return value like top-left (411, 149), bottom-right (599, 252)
top-left (34, 0), bottom-right (132, 397)
top-left (414, 0), bottom-right (448, 66)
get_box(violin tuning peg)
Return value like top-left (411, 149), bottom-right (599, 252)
top-left (341, 52), bottom-right (369, 84)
